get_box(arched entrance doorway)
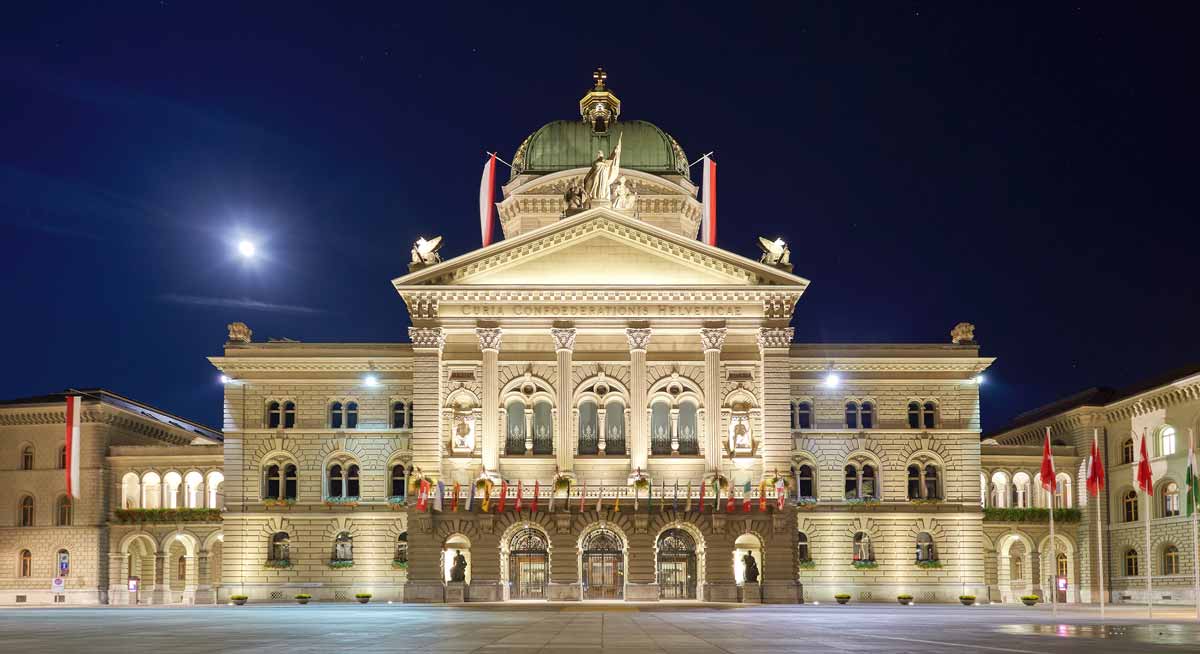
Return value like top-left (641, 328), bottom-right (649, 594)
top-left (509, 527), bottom-right (549, 599)
top-left (657, 528), bottom-right (697, 599)
top-left (581, 527), bottom-right (624, 600)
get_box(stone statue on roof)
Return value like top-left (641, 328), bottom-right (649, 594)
top-left (583, 132), bottom-right (622, 205)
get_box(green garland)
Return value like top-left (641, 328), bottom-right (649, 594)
top-left (852, 560), bottom-right (879, 569)
top-left (114, 508), bottom-right (221, 524)
top-left (329, 560), bottom-right (355, 569)
top-left (798, 559), bottom-right (817, 569)
top-left (983, 507), bottom-right (1081, 523)
top-left (915, 560), bottom-right (943, 569)
top-left (263, 559), bottom-right (293, 569)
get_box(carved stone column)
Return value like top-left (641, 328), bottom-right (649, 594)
top-left (151, 553), bottom-right (168, 604)
top-left (476, 327), bottom-right (503, 474)
top-left (626, 327), bottom-right (652, 471)
top-left (551, 327), bottom-right (576, 472)
top-left (758, 327), bottom-right (794, 475)
top-left (700, 327), bottom-right (727, 474)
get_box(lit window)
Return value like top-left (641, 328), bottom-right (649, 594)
top-left (1056, 552), bottom-right (1068, 578)
top-left (19, 495), bottom-right (34, 527)
top-left (1123, 548), bottom-right (1139, 577)
top-left (1163, 482), bottom-right (1181, 517)
top-left (852, 532), bottom-right (873, 562)
top-left (1121, 438), bottom-right (1135, 465)
top-left (797, 532), bottom-right (811, 562)
top-left (270, 532), bottom-right (290, 562)
top-left (20, 445), bottom-right (33, 470)
top-left (915, 532), bottom-right (936, 562)
top-left (1123, 490), bottom-right (1138, 522)
top-left (19, 550), bottom-right (32, 577)
top-left (1160, 426), bottom-right (1176, 457)
top-left (1163, 546), bottom-right (1180, 575)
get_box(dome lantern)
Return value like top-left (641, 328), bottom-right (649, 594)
top-left (579, 67), bottom-right (621, 134)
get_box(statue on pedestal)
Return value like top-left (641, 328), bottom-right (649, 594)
top-left (582, 133), bottom-right (622, 205)
top-left (450, 550), bottom-right (467, 582)
top-left (742, 551), bottom-right (759, 583)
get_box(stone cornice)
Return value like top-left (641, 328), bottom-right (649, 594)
top-left (789, 358), bottom-right (994, 374)
top-left (209, 357), bottom-right (413, 374)
top-left (0, 407), bottom-right (203, 446)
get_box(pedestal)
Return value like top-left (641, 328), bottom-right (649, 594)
top-left (445, 582), bottom-right (465, 603)
top-left (704, 582), bottom-right (739, 602)
top-left (546, 582), bottom-right (582, 601)
top-left (624, 583), bottom-right (660, 601)
top-left (761, 580), bottom-right (801, 604)
top-left (466, 581), bottom-right (502, 602)
top-left (403, 581), bottom-right (445, 603)
top-left (740, 582), bottom-right (761, 604)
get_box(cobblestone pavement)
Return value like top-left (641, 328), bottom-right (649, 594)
top-left (1, 603), bottom-right (1198, 653)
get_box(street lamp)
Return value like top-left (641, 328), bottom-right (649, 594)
top-left (237, 240), bottom-right (256, 259)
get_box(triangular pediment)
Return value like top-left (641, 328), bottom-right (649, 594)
top-left (392, 208), bottom-right (809, 289)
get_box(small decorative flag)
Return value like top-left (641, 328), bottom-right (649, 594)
top-left (596, 485), bottom-right (603, 512)
top-left (686, 481), bottom-right (693, 513)
top-left (479, 153), bottom-right (497, 247)
top-left (673, 480), bottom-right (679, 513)
top-left (548, 483), bottom-right (556, 513)
top-left (64, 395), bottom-right (82, 499)
top-left (579, 482), bottom-right (587, 512)
top-left (1086, 432), bottom-right (1106, 497)
top-left (1136, 429), bottom-right (1154, 495)
top-left (498, 481), bottom-right (508, 512)
top-left (1186, 429), bottom-right (1198, 516)
top-left (452, 482), bottom-right (461, 512)
top-left (726, 488), bottom-right (735, 513)
top-left (613, 489), bottom-right (621, 513)
top-left (742, 481), bottom-right (753, 513)
top-left (480, 483), bottom-right (490, 512)
top-left (531, 481), bottom-right (539, 513)
top-left (758, 480), bottom-right (768, 512)
top-left (515, 480), bottom-right (524, 512)
top-left (466, 481), bottom-right (475, 512)
top-left (434, 481), bottom-right (445, 512)
top-left (416, 479), bottom-right (430, 512)
top-left (775, 478), bottom-right (787, 510)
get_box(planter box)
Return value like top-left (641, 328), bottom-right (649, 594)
top-left (897, 597), bottom-right (912, 605)
top-left (835, 596), bottom-right (850, 605)
top-left (232, 598), bottom-right (247, 606)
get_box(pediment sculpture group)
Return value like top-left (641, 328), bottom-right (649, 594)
top-left (565, 133), bottom-right (637, 212)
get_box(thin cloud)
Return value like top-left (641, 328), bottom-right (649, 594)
top-left (160, 294), bottom-right (323, 314)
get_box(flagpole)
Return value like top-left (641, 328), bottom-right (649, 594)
top-left (1145, 488), bottom-right (1153, 619)
top-left (1049, 498), bottom-right (1058, 617)
top-left (1190, 428), bottom-right (1199, 621)
top-left (1094, 429), bottom-right (1106, 620)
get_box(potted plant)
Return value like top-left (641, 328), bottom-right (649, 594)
top-left (1020, 594), bottom-right (1039, 606)
top-left (915, 560), bottom-right (943, 569)
top-left (959, 595), bottom-right (976, 606)
top-left (852, 560), bottom-right (879, 569)
top-left (897, 593), bottom-right (913, 605)
top-left (295, 593), bottom-right (312, 605)
top-left (355, 592), bottom-right (372, 604)
top-left (230, 594), bottom-right (248, 606)
top-left (834, 593), bottom-right (851, 605)
top-left (392, 559), bottom-right (408, 570)
top-left (329, 559), bottom-right (354, 569)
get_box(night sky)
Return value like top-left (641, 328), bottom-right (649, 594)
top-left (2, 3), bottom-right (1197, 432)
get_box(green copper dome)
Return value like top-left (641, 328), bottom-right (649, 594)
top-left (511, 119), bottom-right (689, 179)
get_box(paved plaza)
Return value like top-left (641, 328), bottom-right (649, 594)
top-left (1, 603), bottom-right (1198, 654)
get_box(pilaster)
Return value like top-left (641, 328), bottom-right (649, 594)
top-left (476, 327), bottom-right (503, 474)
top-left (757, 327), bottom-right (794, 475)
top-left (700, 327), bottom-right (727, 474)
top-left (626, 327), bottom-right (652, 471)
top-left (409, 327), bottom-right (447, 475)
top-left (551, 327), bottom-right (577, 472)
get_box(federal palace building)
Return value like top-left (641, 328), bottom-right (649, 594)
top-left (2, 75), bottom-right (1198, 606)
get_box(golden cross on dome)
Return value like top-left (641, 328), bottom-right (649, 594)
top-left (592, 67), bottom-right (607, 90)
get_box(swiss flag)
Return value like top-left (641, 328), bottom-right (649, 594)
top-left (479, 154), bottom-right (497, 247)
top-left (1086, 432), bottom-right (1106, 497)
top-left (1040, 428), bottom-right (1056, 492)
top-left (1136, 430), bottom-right (1154, 495)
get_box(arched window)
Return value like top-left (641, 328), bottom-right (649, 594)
top-left (163, 471), bottom-right (182, 509)
top-left (797, 464), bottom-right (814, 498)
top-left (391, 464), bottom-right (407, 498)
top-left (392, 401), bottom-right (408, 429)
top-left (122, 472), bottom-right (140, 509)
top-left (265, 465), bottom-right (281, 500)
top-left (1053, 474), bottom-right (1071, 508)
top-left (860, 401), bottom-right (875, 429)
top-left (19, 495), bottom-right (34, 527)
top-left (907, 465), bottom-right (921, 500)
top-left (505, 400), bottom-right (526, 455)
top-left (924, 464), bottom-right (940, 499)
top-left (57, 445), bottom-right (67, 470)
top-left (862, 464), bottom-right (877, 498)
top-left (651, 401), bottom-right (671, 455)
top-left (797, 532), bottom-right (811, 562)
top-left (283, 401), bottom-right (296, 429)
top-left (333, 531), bottom-right (353, 562)
top-left (329, 402), bottom-right (344, 429)
top-left (915, 532), bottom-right (936, 562)
top-left (19, 550), bottom-right (32, 577)
top-left (852, 532), bottom-right (874, 562)
top-left (1012, 472), bottom-right (1031, 508)
top-left (267, 401), bottom-right (281, 429)
top-left (328, 464), bottom-right (343, 498)
top-left (55, 495), bottom-right (72, 526)
top-left (284, 464), bottom-right (297, 499)
top-left (678, 401), bottom-right (699, 455)
top-left (177, 555), bottom-right (187, 582)
top-left (604, 399), bottom-right (626, 455)
top-left (1121, 438), bottom-right (1135, 465)
top-left (844, 464), bottom-right (859, 499)
top-left (1163, 482), bottom-right (1180, 517)
top-left (578, 400), bottom-right (599, 455)
top-left (532, 401), bottom-right (553, 455)
top-left (990, 471), bottom-right (1010, 508)
top-left (395, 532), bottom-right (408, 564)
top-left (907, 402), bottom-right (921, 429)
top-left (1159, 426), bottom-right (1176, 457)
top-left (345, 402), bottom-right (358, 429)
top-left (922, 402), bottom-right (938, 429)
top-left (1056, 552), bottom-right (1068, 578)
top-left (844, 402), bottom-right (860, 429)
top-left (20, 445), bottom-right (33, 470)
top-left (183, 471), bottom-right (203, 508)
top-left (1163, 545), bottom-right (1180, 575)
top-left (1123, 548), bottom-right (1139, 577)
top-left (1122, 490), bottom-right (1138, 522)
top-left (56, 549), bottom-right (69, 576)
top-left (206, 471), bottom-right (224, 508)
top-left (346, 464), bottom-right (360, 497)
top-left (795, 401), bottom-right (813, 430)
top-left (270, 532), bottom-right (290, 562)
